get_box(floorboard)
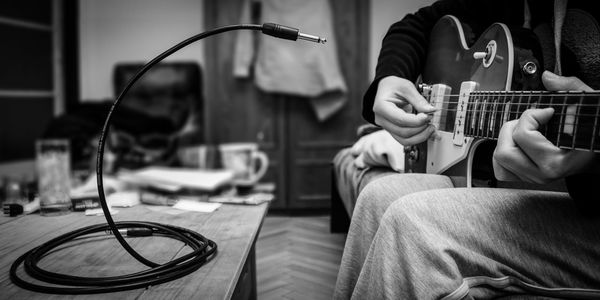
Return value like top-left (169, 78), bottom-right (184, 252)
top-left (256, 215), bottom-right (346, 300)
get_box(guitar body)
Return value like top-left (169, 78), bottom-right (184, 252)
top-left (405, 15), bottom-right (544, 186)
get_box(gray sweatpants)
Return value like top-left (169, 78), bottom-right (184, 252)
top-left (334, 173), bottom-right (600, 299)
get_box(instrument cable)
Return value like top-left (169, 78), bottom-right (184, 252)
top-left (10, 23), bottom-right (325, 294)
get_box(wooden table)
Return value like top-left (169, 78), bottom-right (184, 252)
top-left (0, 203), bottom-right (268, 299)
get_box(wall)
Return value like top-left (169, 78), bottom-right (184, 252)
top-left (369, 0), bottom-right (435, 80)
top-left (79, 0), bottom-right (205, 100)
top-left (79, 0), bottom-right (434, 99)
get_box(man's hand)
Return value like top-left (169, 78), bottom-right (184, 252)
top-left (351, 130), bottom-right (405, 172)
top-left (373, 76), bottom-right (437, 145)
top-left (493, 71), bottom-right (597, 184)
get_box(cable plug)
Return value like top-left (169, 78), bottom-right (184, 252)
top-left (261, 23), bottom-right (326, 44)
top-left (3, 203), bottom-right (24, 217)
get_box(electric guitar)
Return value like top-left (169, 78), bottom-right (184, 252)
top-left (404, 15), bottom-right (600, 187)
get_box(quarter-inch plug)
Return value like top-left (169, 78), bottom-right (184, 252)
top-left (261, 23), bottom-right (326, 44)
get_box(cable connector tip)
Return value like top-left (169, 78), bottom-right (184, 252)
top-left (298, 32), bottom-right (327, 44)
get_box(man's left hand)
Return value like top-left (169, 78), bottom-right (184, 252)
top-left (493, 71), bottom-right (597, 184)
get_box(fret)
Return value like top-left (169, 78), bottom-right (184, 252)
top-left (544, 93), bottom-right (560, 145)
top-left (490, 95), bottom-right (499, 139)
top-left (485, 92), bottom-right (493, 138)
top-left (496, 93), bottom-right (509, 137)
top-left (470, 97), bottom-right (480, 136)
top-left (513, 92), bottom-right (522, 121)
top-left (464, 93), bottom-right (472, 137)
top-left (571, 94), bottom-right (583, 149)
top-left (464, 94), bottom-right (472, 137)
top-left (537, 92), bottom-right (551, 138)
top-left (572, 92), bottom-right (597, 150)
top-left (592, 95), bottom-right (600, 151)
top-left (502, 98), bottom-right (512, 125)
top-left (484, 93), bottom-right (491, 137)
top-left (528, 92), bottom-right (537, 109)
top-left (479, 97), bottom-right (488, 137)
top-left (513, 92), bottom-right (523, 121)
top-left (556, 94), bottom-right (568, 148)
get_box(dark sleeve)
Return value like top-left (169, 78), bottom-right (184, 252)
top-left (362, 0), bottom-right (522, 124)
top-left (566, 156), bottom-right (600, 216)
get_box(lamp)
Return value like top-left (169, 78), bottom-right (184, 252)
top-left (11, 23), bottom-right (325, 294)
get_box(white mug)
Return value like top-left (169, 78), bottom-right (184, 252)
top-left (219, 143), bottom-right (269, 186)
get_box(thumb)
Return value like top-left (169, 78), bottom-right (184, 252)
top-left (404, 85), bottom-right (436, 114)
top-left (542, 71), bottom-right (592, 92)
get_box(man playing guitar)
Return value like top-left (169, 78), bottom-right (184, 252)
top-left (335, 0), bottom-right (600, 299)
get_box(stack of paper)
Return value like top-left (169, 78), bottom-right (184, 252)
top-left (120, 167), bottom-right (235, 193)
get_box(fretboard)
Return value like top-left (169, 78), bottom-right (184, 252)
top-left (463, 91), bottom-right (600, 152)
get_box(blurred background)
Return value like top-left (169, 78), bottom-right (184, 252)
top-left (0, 0), bottom-right (433, 213)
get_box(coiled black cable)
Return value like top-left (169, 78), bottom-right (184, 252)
top-left (10, 22), bottom-right (323, 294)
top-left (9, 24), bottom-right (263, 294)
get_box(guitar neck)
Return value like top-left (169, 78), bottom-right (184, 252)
top-left (462, 91), bottom-right (600, 152)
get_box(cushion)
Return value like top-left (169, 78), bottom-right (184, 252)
top-left (333, 147), bottom-right (396, 216)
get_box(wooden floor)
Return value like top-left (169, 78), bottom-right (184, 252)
top-left (256, 214), bottom-right (347, 300)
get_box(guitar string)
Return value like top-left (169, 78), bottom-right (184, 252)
top-left (425, 109), bottom-right (600, 118)
top-left (388, 102), bottom-right (600, 108)
top-left (427, 112), bottom-right (599, 127)
top-left (401, 108), bottom-right (600, 120)
top-left (429, 117), bottom-right (598, 131)
top-left (390, 94), bottom-right (600, 133)
top-left (388, 99), bottom-right (600, 107)
top-left (416, 93), bottom-right (600, 97)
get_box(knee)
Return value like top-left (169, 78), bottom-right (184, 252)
top-left (355, 175), bottom-right (404, 211)
top-left (380, 194), bottom-right (423, 231)
top-left (379, 190), bottom-right (449, 233)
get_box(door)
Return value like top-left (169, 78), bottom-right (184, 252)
top-left (204, 0), bottom-right (369, 210)
top-left (0, 1), bottom-right (68, 163)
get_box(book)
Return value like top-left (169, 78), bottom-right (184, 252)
top-left (120, 167), bottom-right (235, 193)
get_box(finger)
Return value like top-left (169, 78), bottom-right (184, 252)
top-left (385, 149), bottom-right (405, 172)
top-left (351, 137), bottom-right (366, 156)
top-left (542, 71), bottom-right (593, 92)
top-left (382, 122), bottom-right (431, 140)
top-left (388, 125), bottom-right (436, 145)
top-left (494, 120), bottom-right (540, 182)
top-left (374, 101), bottom-right (433, 128)
top-left (360, 145), bottom-right (387, 167)
top-left (354, 153), bottom-right (367, 169)
top-left (377, 76), bottom-right (437, 114)
top-left (512, 108), bottom-right (561, 160)
top-left (396, 83), bottom-right (437, 114)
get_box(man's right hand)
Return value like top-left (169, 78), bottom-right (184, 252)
top-left (372, 76), bottom-right (437, 145)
